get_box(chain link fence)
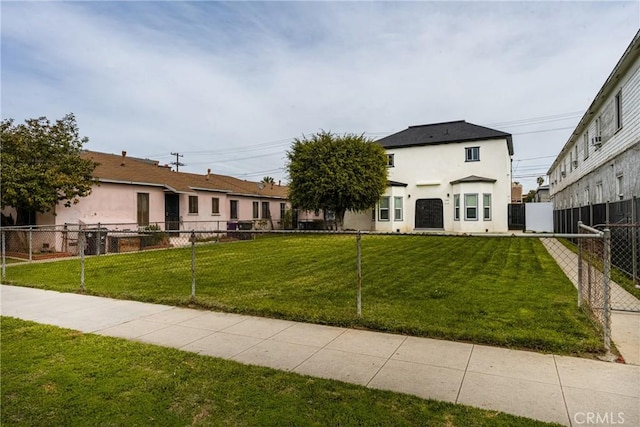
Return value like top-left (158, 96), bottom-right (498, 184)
top-left (0, 223), bottom-right (619, 352)
top-left (554, 196), bottom-right (640, 313)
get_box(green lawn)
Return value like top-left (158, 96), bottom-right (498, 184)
top-left (0, 317), bottom-right (558, 427)
top-left (3, 234), bottom-right (603, 355)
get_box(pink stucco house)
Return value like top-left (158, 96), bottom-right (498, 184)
top-left (27, 150), bottom-right (297, 231)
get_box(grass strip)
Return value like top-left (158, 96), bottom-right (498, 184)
top-left (4, 235), bottom-right (603, 355)
top-left (1, 317), bottom-right (559, 427)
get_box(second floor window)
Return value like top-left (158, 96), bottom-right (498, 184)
top-left (387, 154), bottom-right (395, 167)
top-left (465, 147), bottom-right (480, 162)
top-left (188, 196), bottom-right (198, 214)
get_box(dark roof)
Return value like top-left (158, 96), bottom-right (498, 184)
top-left (449, 175), bottom-right (497, 185)
top-left (388, 180), bottom-right (408, 187)
top-left (377, 120), bottom-right (513, 155)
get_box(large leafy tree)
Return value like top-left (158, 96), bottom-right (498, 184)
top-left (286, 131), bottom-right (388, 228)
top-left (1, 114), bottom-right (98, 225)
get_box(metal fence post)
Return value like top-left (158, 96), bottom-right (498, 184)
top-left (1, 230), bottom-right (6, 280)
top-left (96, 222), bottom-right (101, 256)
top-left (602, 228), bottom-right (611, 352)
top-left (632, 196), bottom-right (638, 288)
top-left (356, 231), bottom-right (362, 318)
top-left (577, 221), bottom-right (583, 307)
top-left (80, 230), bottom-right (86, 291)
top-left (190, 231), bottom-right (196, 301)
top-left (29, 226), bottom-right (33, 262)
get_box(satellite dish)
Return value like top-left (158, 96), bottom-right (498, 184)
top-left (258, 183), bottom-right (265, 190)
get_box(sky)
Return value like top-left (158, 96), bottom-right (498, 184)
top-left (2, 1), bottom-right (639, 192)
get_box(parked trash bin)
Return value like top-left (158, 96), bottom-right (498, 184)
top-left (85, 228), bottom-right (107, 255)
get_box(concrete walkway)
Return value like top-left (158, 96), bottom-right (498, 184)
top-left (1, 284), bottom-right (638, 427)
top-left (541, 238), bottom-right (640, 365)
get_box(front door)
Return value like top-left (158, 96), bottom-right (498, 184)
top-left (415, 198), bottom-right (444, 229)
top-left (165, 194), bottom-right (180, 230)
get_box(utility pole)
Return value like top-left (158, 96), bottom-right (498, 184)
top-left (170, 152), bottom-right (185, 172)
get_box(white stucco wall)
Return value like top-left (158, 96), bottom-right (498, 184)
top-left (376, 138), bottom-right (512, 233)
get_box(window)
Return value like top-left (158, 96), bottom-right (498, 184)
top-left (230, 200), bottom-right (238, 219)
top-left (280, 203), bottom-right (286, 220)
top-left (615, 91), bottom-right (622, 130)
top-left (569, 151), bottom-right (574, 172)
top-left (465, 147), bottom-right (480, 162)
top-left (583, 132), bottom-right (589, 160)
top-left (379, 197), bottom-right (390, 221)
top-left (188, 196), bottom-right (198, 214)
top-left (616, 174), bottom-right (624, 199)
top-left (595, 116), bottom-right (602, 140)
top-left (137, 193), bottom-right (149, 226)
top-left (387, 154), bottom-right (395, 167)
top-left (596, 182), bottom-right (603, 203)
top-left (584, 188), bottom-right (590, 205)
top-left (394, 197), bottom-right (403, 221)
top-left (464, 194), bottom-right (478, 220)
top-left (483, 194), bottom-right (491, 221)
top-left (573, 145), bottom-right (578, 169)
top-left (252, 201), bottom-right (259, 219)
top-left (211, 197), bottom-right (220, 215)
top-left (261, 201), bottom-right (270, 219)
top-left (453, 194), bottom-right (460, 221)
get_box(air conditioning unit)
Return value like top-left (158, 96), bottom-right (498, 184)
top-left (592, 136), bottom-right (602, 147)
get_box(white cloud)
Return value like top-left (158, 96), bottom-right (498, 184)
top-left (1, 1), bottom-right (638, 188)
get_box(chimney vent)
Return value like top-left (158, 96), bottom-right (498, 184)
top-left (121, 151), bottom-right (127, 166)
top-left (206, 168), bottom-right (211, 180)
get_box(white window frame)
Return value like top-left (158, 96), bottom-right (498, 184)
top-left (465, 147), bottom-right (480, 162)
top-left (387, 154), bottom-right (395, 167)
top-left (252, 201), bottom-right (259, 219)
top-left (393, 197), bottom-right (403, 221)
top-left (483, 193), bottom-right (491, 221)
top-left (583, 131), bottom-right (589, 160)
top-left (379, 197), bottom-right (390, 221)
top-left (464, 193), bottom-right (478, 221)
top-left (453, 194), bottom-right (460, 221)
top-left (615, 91), bottom-right (622, 130)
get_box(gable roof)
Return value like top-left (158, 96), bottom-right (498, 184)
top-left (82, 151), bottom-right (288, 199)
top-left (377, 120), bottom-right (514, 155)
top-left (449, 175), bottom-right (497, 185)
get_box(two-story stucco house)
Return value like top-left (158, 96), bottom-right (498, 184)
top-left (548, 30), bottom-right (639, 230)
top-left (20, 150), bottom-right (293, 231)
top-left (344, 120), bottom-right (513, 233)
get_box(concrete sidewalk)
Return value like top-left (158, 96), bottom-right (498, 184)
top-left (1, 285), bottom-right (638, 427)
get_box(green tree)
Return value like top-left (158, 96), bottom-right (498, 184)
top-left (1, 114), bottom-right (98, 225)
top-left (286, 131), bottom-right (388, 228)
top-left (261, 176), bottom-right (275, 184)
top-left (536, 176), bottom-right (545, 187)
